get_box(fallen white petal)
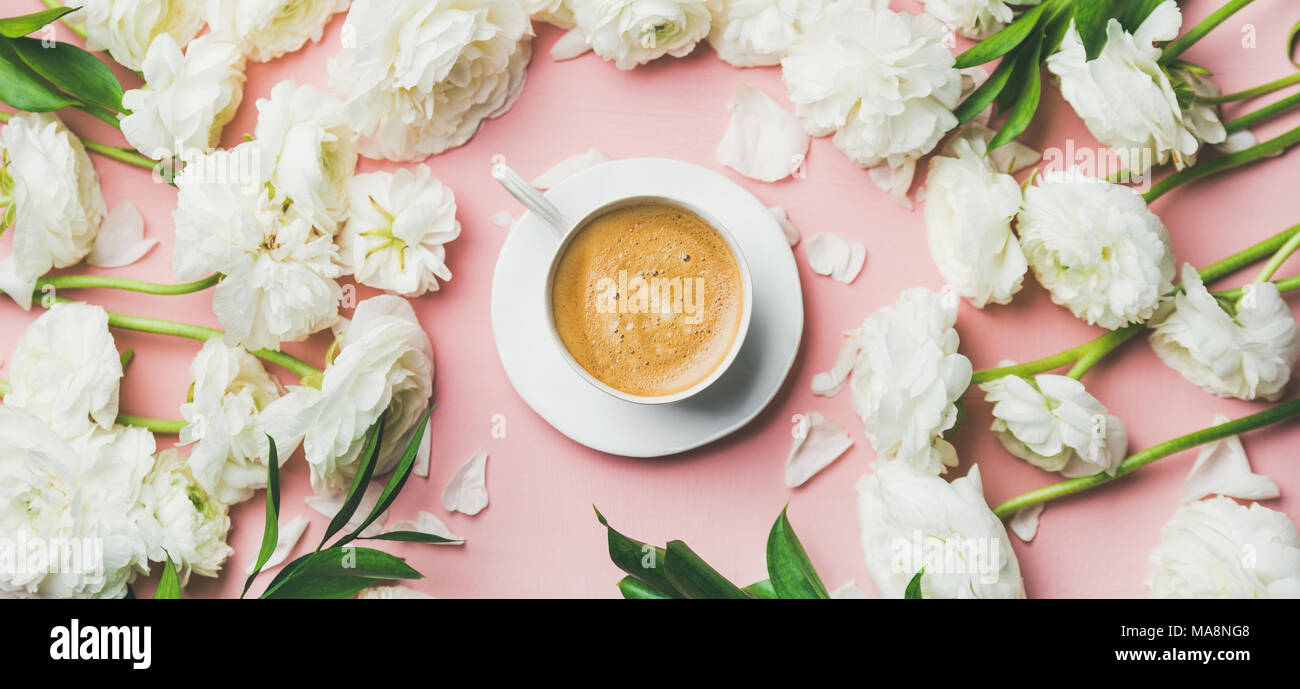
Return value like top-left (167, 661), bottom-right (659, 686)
top-left (1217, 130), bottom-right (1258, 154)
top-left (490, 211), bottom-right (514, 228)
top-left (247, 514), bottom-right (309, 574)
top-left (805, 233), bottom-right (865, 284)
top-left (305, 482), bottom-right (389, 538)
top-left (1009, 503), bottom-right (1044, 543)
top-left (768, 206), bottom-right (800, 246)
top-left (716, 83), bottom-right (809, 183)
top-left (551, 27), bottom-right (591, 61)
top-left (810, 332), bottom-right (860, 397)
top-left (533, 148), bottom-right (609, 189)
top-left (785, 411), bottom-right (853, 487)
top-left (988, 140), bottom-right (1042, 175)
top-left (442, 449), bottom-right (489, 516)
top-left (88, 201), bottom-right (156, 268)
top-left (413, 416), bottom-right (432, 479)
top-left (0, 255), bottom-right (36, 310)
top-left (830, 581), bottom-right (866, 599)
top-left (1181, 414), bottom-right (1280, 503)
top-left (386, 510), bottom-right (463, 544)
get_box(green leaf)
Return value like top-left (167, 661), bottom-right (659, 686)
top-left (241, 436), bottom-right (281, 598)
top-left (594, 507), bottom-right (682, 598)
top-left (664, 540), bottom-right (749, 599)
top-left (953, 51), bottom-right (1017, 125)
top-left (0, 6), bottom-right (76, 38)
top-left (319, 413), bottom-right (385, 549)
top-left (618, 576), bottom-right (673, 599)
top-left (346, 405), bottom-right (433, 543)
top-left (261, 546), bottom-right (423, 599)
top-left (1073, 0), bottom-right (1115, 61)
top-left (905, 567), bottom-right (925, 599)
top-left (1041, 4), bottom-right (1074, 57)
top-left (742, 579), bottom-right (778, 599)
top-left (0, 39), bottom-right (79, 112)
top-left (954, 0), bottom-right (1050, 68)
top-left (1115, 0), bottom-right (1168, 34)
top-left (989, 31), bottom-right (1044, 150)
top-left (153, 554), bottom-right (182, 599)
top-left (8, 37), bottom-right (124, 113)
top-left (364, 530), bottom-right (461, 545)
top-left (765, 507), bottom-right (830, 599)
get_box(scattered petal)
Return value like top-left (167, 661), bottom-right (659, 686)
top-left (811, 331), bottom-right (860, 397)
top-left (805, 233), bottom-right (866, 284)
top-left (1009, 503), bottom-right (1044, 543)
top-left (247, 514), bottom-right (310, 574)
top-left (0, 255), bottom-right (36, 310)
top-left (305, 481), bottom-right (389, 538)
top-left (490, 211), bottom-right (515, 228)
top-left (442, 450), bottom-right (489, 516)
top-left (1181, 415), bottom-right (1280, 503)
top-left (830, 580), bottom-right (866, 599)
top-left (386, 510), bottom-right (463, 543)
top-left (533, 148), bottom-right (610, 189)
top-left (768, 206), bottom-right (800, 246)
top-left (1218, 130), bottom-right (1258, 154)
top-left (88, 202), bottom-right (157, 268)
top-left (785, 411), bottom-right (854, 487)
top-left (716, 83), bottom-right (809, 183)
top-left (551, 27), bottom-right (592, 61)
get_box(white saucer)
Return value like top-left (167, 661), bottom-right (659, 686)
top-left (490, 158), bottom-right (804, 458)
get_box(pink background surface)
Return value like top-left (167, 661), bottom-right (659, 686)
top-left (3, 0), bottom-right (1299, 598)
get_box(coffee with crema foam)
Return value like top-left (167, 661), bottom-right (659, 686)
top-left (551, 202), bottom-right (744, 397)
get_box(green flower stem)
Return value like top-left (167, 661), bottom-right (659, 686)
top-left (1199, 71), bottom-right (1300, 105)
top-left (1160, 0), bottom-right (1257, 64)
top-left (992, 397), bottom-right (1300, 518)
top-left (1253, 228), bottom-right (1300, 283)
top-left (1143, 125), bottom-right (1300, 203)
top-left (1225, 92), bottom-right (1300, 134)
top-left (970, 223), bottom-right (1300, 384)
top-left (98, 308), bottom-right (322, 379)
top-left (1214, 275), bottom-right (1300, 300)
top-left (40, 0), bottom-right (88, 41)
top-left (36, 273), bottom-right (220, 296)
top-left (115, 414), bottom-right (185, 435)
top-left (0, 112), bottom-right (156, 171)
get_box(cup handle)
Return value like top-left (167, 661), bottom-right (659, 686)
top-left (491, 163), bottom-right (570, 239)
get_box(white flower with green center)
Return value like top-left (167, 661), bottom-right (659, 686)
top-left (205, 0), bottom-right (348, 62)
top-left (137, 450), bottom-right (234, 584)
top-left (178, 340), bottom-right (285, 505)
top-left (569, 0), bottom-right (718, 70)
top-left (80, 0), bottom-right (206, 71)
top-left (339, 167), bottom-right (462, 297)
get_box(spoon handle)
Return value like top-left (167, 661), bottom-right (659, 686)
top-left (491, 162), bottom-right (570, 238)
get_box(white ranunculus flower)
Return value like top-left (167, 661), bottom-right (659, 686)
top-left (178, 340), bottom-right (285, 505)
top-left (708, 0), bottom-right (824, 68)
top-left (981, 374), bottom-right (1128, 477)
top-left (858, 461), bottom-right (1025, 599)
top-left (850, 288), bottom-right (971, 476)
top-left (4, 303), bottom-right (122, 439)
top-left (1149, 496), bottom-right (1300, 599)
top-left (1149, 263), bottom-right (1300, 401)
top-left (262, 296), bottom-right (434, 495)
top-left (1017, 170), bottom-right (1175, 329)
top-left (920, 0), bottom-right (1040, 40)
top-left (328, 0), bottom-right (533, 162)
top-left (570, 0), bottom-right (718, 69)
top-left (525, 0), bottom-right (575, 28)
top-left (137, 450), bottom-right (233, 584)
top-left (1, 113), bottom-right (107, 283)
top-left (923, 130), bottom-right (1026, 307)
top-left (782, 1), bottom-right (961, 206)
top-left (254, 80), bottom-right (357, 235)
top-left (205, 0), bottom-right (348, 63)
top-left (338, 167), bottom-right (461, 297)
top-left (121, 34), bottom-right (247, 162)
top-left (172, 145), bottom-right (343, 351)
top-left (1046, 2), bottom-right (1219, 173)
top-left (0, 408), bottom-right (153, 599)
top-left (1170, 65), bottom-right (1230, 154)
top-left (80, 0), bottom-right (206, 71)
